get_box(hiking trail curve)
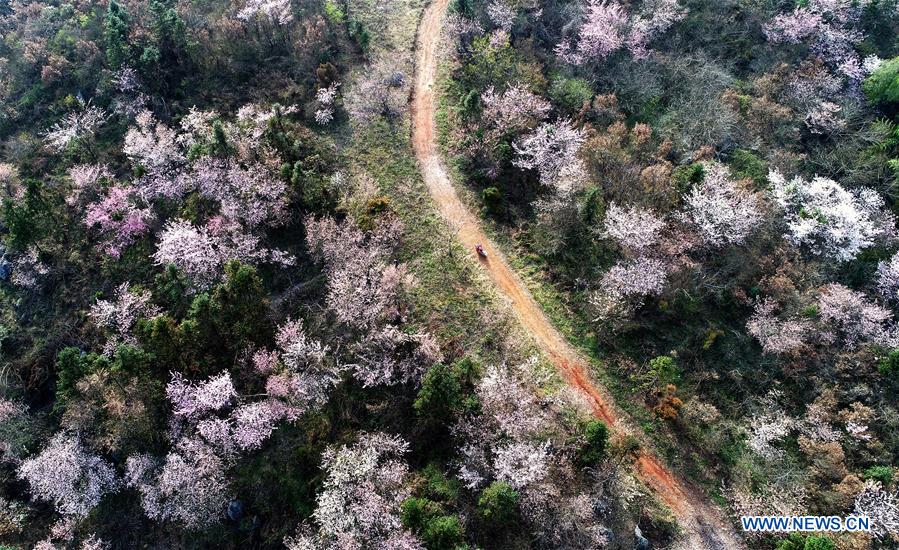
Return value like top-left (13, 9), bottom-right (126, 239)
top-left (410, 0), bottom-right (747, 548)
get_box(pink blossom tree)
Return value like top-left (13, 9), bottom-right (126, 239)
top-left (18, 434), bottom-right (119, 517)
top-left (764, 0), bottom-right (867, 82)
top-left (259, 319), bottom-right (342, 413)
top-left (83, 185), bottom-right (153, 258)
top-left (555, 0), bottom-right (686, 65)
top-left (166, 371), bottom-right (237, 421)
top-left (193, 158), bottom-right (288, 228)
top-left (817, 283), bottom-right (895, 349)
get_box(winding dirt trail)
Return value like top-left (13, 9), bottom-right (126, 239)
top-left (410, 1), bottom-right (746, 548)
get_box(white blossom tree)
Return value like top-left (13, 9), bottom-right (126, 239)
top-left (685, 162), bottom-right (763, 246)
top-left (513, 120), bottom-right (585, 188)
top-left (90, 283), bottom-right (161, 355)
top-left (153, 218), bottom-right (294, 289)
top-left (853, 480), bottom-right (899, 540)
top-left (481, 84), bottom-right (550, 133)
top-left (125, 437), bottom-right (229, 530)
top-left (236, 0), bottom-right (293, 25)
top-left (284, 433), bottom-right (423, 550)
top-left (602, 202), bottom-right (666, 254)
top-left (124, 111), bottom-right (184, 175)
top-left (746, 298), bottom-right (810, 354)
top-left (817, 283), bottom-right (895, 349)
top-left (770, 170), bottom-right (896, 262)
top-left (18, 434), bottom-right (119, 517)
top-left (43, 104), bottom-right (108, 152)
top-left (877, 251), bottom-right (899, 302)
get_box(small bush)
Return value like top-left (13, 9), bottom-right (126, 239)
top-left (578, 420), bottom-right (609, 465)
top-left (477, 482), bottom-right (518, 524)
top-left (863, 465), bottom-right (894, 485)
top-left (878, 348), bottom-right (899, 376)
top-left (549, 75), bottom-right (593, 113)
top-left (481, 186), bottom-right (503, 216)
top-left (864, 57), bottom-right (899, 106)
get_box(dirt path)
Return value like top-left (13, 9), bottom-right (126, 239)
top-left (410, 1), bottom-right (746, 548)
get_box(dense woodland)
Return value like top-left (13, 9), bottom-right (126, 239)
top-left (1, 0), bottom-right (899, 549)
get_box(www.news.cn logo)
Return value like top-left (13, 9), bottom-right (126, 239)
top-left (741, 515), bottom-right (871, 532)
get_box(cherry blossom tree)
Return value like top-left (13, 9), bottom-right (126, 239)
top-left (344, 55), bottom-right (412, 125)
top-left (555, 0), bottom-right (686, 65)
top-left (67, 164), bottom-right (112, 206)
top-left (177, 108), bottom-right (217, 150)
top-left (805, 100), bottom-right (845, 135)
top-left (764, 0), bottom-right (868, 82)
top-left (193, 158), bottom-right (288, 228)
top-left (685, 162), bottom-right (763, 246)
top-left (18, 434), bottom-right (119, 517)
top-left (352, 325), bottom-right (442, 387)
top-left (493, 441), bottom-right (550, 489)
top-left (228, 400), bottom-right (288, 451)
top-left (153, 219), bottom-right (294, 289)
top-left (111, 67), bottom-right (148, 119)
top-left (123, 111), bottom-right (184, 175)
top-left (770, 170), bottom-right (896, 262)
top-left (43, 103), bottom-right (108, 152)
top-left (486, 1), bottom-right (516, 32)
top-left (315, 82), bottom-right (340, 125)
top-left (125, 437), bottom-right (229, 529)
top-left (481, 84), bottom-right (550, 133)
top-left (253, 319), bottom-right (342, 417)
top-left (305, 215), bottom-right (443, 386)
top-left (284, 433), bottom-right (423, 550)
top-left (598, 257), bottom-right (668, 300)
top-left (746, 298), bottom-right (809, 354)
top-left (853, 480), bottom-right (899, 540)
top-left (83, 186), bottom-right (153, 258)
top-left (236, 0), bottom-right (293, 25)
top-left (305, 215), bottom-right (406, 330)
top-left (877, 251), bottom-right (899, 302)
top-left (513, 120), bottom-right (584, 187)
top-left (453, 362), bottom-right (550, 490)
top-left (817, 283), bottom-right (895, 349)
top-left (90, 283), bottom-right (161, 355)
top-left (10, 246), bottom-right (49, 290)
top-left (166, 371), bottom-right (237, 421)
top-left (602, 202), bottom-right (666, 254)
